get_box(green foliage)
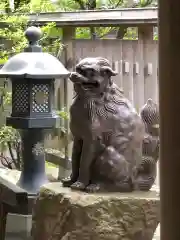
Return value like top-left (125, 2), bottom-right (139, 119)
top-left (0, 85), bottom-right (12, 109)
top-left (40, 23), bottom-right (62, 55)
top-left (0, 0), bottom-right (63, 64)
top-left (0, 0), bottom-right (66, 169)
top-left (0, 125), bottom-right (22, 170)
top-left (31, 0), bottom-right (79, 12)
top-left (0, 125), bottom-right (20, 153)
top-left (124, 28), bottom-right (138, 40)
top-left (76, 28), bottom-right (91, 39)
top-left (57, 109), bottom-right (69, 120)
top-left (0, 83), bottom-right (21, 169)
top-left (30, 0), bottom-right (56, 12)
top-left (154, 35), bottom-right (158, 40)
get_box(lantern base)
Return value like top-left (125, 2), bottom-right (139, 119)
top-left (17, 173), bottom-right (48, 194)
top-left (17, 129), bottom-right (48, 194)
top-left (6, 116), bottom-right (60, 129)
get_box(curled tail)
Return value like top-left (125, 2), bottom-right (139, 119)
top-left (136, 99), bottom-right (160, 191)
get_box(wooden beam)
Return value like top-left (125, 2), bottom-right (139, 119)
top-left (27, 7), bottom-right (158, 27)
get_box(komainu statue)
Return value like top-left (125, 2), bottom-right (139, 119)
top-left (62, 57), bottom-right (159, 192)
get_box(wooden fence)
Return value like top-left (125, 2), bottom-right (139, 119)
top-left (73, 38), bottom-right (158, 111)
top-left (47, 32), bottom-right (159, 152)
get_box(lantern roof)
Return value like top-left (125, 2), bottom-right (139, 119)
top-left (0, 26), bottom-right (70, 79)
top-left (0, 52), bottom-right (70, 78)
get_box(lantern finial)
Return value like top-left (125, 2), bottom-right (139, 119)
top-left (24, 26), bottom-right (42, 52)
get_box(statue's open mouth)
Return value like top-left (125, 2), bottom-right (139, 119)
top-left (70, 71), bottom-right (100, 90)
top-left (81, 81), bottom-right (99, 90)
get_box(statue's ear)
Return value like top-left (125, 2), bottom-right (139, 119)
top-left (100, 66), bottom-right (118, 77)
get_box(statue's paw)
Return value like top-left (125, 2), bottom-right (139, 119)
top-left (62, 177), bottom-right (75, 187)
top-left (85, 183), bottom-right (101, 193)
top-left (70, 181), bottom-right (86, 190)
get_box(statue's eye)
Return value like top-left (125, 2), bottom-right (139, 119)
top-left (100, 69), bottom-right (106, 76)
top-left (76, 68), bottom-right (85, 76)
top-left (76, 67), bottom-right (95, 77)
top-left (86, 69), bottom-right (95, 77)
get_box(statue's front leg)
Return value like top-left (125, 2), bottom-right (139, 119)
top-left (71, 140), bottom-right (95, 190)
top-left (62, 138), bottom-right (83, 187)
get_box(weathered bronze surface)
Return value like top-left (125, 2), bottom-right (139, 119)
top-left (62, 57), bottom-right (159, 192)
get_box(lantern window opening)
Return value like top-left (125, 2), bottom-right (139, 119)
top-left (32, 83), bottom-right (50, 113)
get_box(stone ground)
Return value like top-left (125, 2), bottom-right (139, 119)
top-left (5, 225), bottom-right (160, 240)
top-left (6, 237), bottom-right (32, 240)
top-left (153, 225), bottom-right (160, 240)
top-left (5, 233), bottom-right (32, 240)
top-left (6, 237), bottom-right (23, 240)
top-left (152, 165), bottom-right (160, 240)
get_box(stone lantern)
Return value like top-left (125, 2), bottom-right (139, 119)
top-left (0, 26), bottom-right (70, 193)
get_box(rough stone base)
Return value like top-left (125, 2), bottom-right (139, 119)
top-left (32, 183), bottom-right (160, 240)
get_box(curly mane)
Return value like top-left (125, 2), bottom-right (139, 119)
top-left (76, 83), bottom-right (132, 121)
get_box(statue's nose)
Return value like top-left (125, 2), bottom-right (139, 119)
top-left (69, 72), bottom-right (79, 82)
top-left (69, 72), bottom-right (88, 83)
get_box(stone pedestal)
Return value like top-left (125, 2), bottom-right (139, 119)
top-left (32, 183), bottom-right (160, 240)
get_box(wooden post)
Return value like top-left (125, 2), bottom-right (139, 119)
top-left (138, 26), bottom-right (153, 41)
top-left (59, 27), bottom-right (75, 179)
top-left (159, 0), bottom-right (180, 239)
top-left (0, 202), bottom-right (8, 240)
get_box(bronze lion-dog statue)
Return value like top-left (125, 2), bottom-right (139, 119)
top-left (62, 57), bottom-right (159, 193)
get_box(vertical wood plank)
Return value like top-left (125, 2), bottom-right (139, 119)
top-left (137, 26), bottom-right (154, 110)
top-left (138, 26), bottom-right (154, 101)
top-left (59, 27), bottom-right (75, 179)
top-left (141, 27), bottom-right (157, 103)
top-left (132, 41), bottom-right (141, 111)
top-left (121, 40), bottom-right (134, 103)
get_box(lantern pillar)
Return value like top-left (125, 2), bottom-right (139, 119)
top-left (18, 129), bottom-right (47, 193)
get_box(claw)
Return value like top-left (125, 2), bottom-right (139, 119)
top-left (70, 181), bottom-right (86, 190)
top-left (62, 177), bottom-right (76, 187)
top-left (85, 184), bottom-right (101, 193)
